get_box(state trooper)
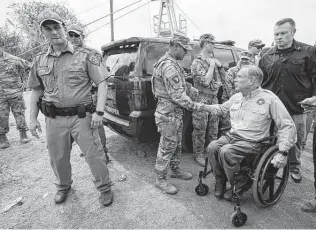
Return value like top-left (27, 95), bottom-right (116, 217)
top-left (66, 24), bottom-right (109, 163)
top-left (27, 10), bottom-right (113, 206)
top-left (0, 47), bottom-right (31, 149)
top-left (204, 65), bottom-right (297, 200)
top-left (152, 34), bottom-right (211, 195)
top-left (248, 39), bottom-right (265, 65)
top-left (190, 33), bottom-right (225, 166)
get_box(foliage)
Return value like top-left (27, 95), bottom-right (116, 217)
top-left (1, 0), bottom-right (85, 61)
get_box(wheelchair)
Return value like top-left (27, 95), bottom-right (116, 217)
top-left (195, 129), bottom-right (290, 227)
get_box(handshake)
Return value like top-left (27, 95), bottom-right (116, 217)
top-left (198, 103), bottom-right (218, 115)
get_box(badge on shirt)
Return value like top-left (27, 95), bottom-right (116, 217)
top-left (257, 98), bottom-right (265, 105)
top-left (88, 52), bottom-right (102, 66)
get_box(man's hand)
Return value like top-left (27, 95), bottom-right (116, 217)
top-left (29, 119), bottom-right (42, 138)
top-left (213, 58), bottom-right (222, 68)
top-left (91, 112), bottom-right (103, 129)
top-left (271, 152), bottom-right (288, 168)
top-left (299, 97), bottom-right (316, 114)
top-left (202, 104), bottom-right (216, 114)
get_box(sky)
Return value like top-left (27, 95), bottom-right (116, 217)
top-left (1, 0), bottom-right (316, 52)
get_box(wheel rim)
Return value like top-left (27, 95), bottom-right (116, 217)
top-left (255, 147), bottom-right (289, 206)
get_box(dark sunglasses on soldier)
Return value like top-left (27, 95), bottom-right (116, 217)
top-left (68, 32), bottom-right (80, 38)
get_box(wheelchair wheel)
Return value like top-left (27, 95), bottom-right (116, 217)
top-left (231, 211), bottom-right (247, 227)
top-left (195, 183), bottom-right (209, 196)
top-left (253, 145), bottom-right (289, 207)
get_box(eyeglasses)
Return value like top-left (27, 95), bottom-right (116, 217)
top-left (68, 33), bottom-right (80, 38)
top-left (256, 46), bottom-right (262, 51)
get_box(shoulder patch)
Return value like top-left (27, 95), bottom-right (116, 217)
top-left (88, 52), bottom-right (102, 66)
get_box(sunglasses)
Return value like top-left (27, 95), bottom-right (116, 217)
top-left (68, 33), bottom-right (80, 38)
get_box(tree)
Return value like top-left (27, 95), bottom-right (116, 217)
top-left (2, 0), bottom-right (85, 61)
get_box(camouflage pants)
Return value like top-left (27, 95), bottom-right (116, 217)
top-left (192, 94), bottom-right (218, 156)
top-left (0, 94), bottom-right (28, 134)
top-left (155, 110), bottom-right (183, 178)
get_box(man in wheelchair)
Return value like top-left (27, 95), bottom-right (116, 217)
top-left (203, 65), bottom-right (297, 200)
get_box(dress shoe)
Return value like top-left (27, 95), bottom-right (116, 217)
top-left (214, 177), bottom-right (226, 198)
top-left (54, 187), bottom-right (71, 204)
top-left (290, 171), bottom-right (302, 183)
top-left (301, 199), bottom-right (316, 213)
top-left (170, 169), bottom-right (192, 180)
top-left (224, 188), bottom-right (233, 201)
top-left (99, 190), bottom-right (114, 207)
top-left (156, 177), bottom-right (178, 195)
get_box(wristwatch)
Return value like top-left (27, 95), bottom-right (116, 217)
top-left (96, 111), bottom-right (104, 116)
top-left (279, 151), bottom-right (288, 157)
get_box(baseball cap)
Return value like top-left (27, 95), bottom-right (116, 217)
top-left (170, 34), bottom-right (193, 51)
top-left (38, 10), bottom-right (64, 27)
top-left (249, 39), bottom-right (265, 48)
top-left (239, 50), bottom-right (252, 60)
top-left (67, 24), bottom-right (83, 35)
top-left (200, 33), bottom-right (216, 44)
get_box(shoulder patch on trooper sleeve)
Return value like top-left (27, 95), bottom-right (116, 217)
top-left (88, 52), bottom-right (102, 66)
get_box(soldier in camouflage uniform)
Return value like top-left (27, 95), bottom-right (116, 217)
top-left (152, 34), bottom-right (210, 195)
top-left (225, 51), bottom-right (254, 99)
top-left (0, 47), bottom-right (31, 149)
top-left (248, 39), bottom-right (265, 66)
top-left (191, 34), bottom-right (226, 166)
top-left (67, 24), bottom-right (109, 163)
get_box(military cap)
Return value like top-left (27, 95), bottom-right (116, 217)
top-left (170, 33), bottom-right (193, 51)
top-left (200, 33), bottom-right (216, 44)
top-left (67, 24), bottom-right (83, 35)
top-left (239, 50), bottom-right (253, 60)
top-left (38, 10), bottom-right (64, 27)
top-left (248, 39), bottom-right (265, 48)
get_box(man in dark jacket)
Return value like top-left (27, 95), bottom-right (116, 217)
top-left (259, 18), bottom-right (316, 183)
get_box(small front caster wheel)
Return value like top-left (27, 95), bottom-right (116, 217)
top-left (231, 211), bottom-right (247, 227)
top-left (195, 183), bottom-right (209, 196)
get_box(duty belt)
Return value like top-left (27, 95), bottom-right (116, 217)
top-left (37, 97), bottom-right (96, 118)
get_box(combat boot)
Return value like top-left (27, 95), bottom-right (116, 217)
top-left (19, 130), bottom-right (30, 144)
top-left (194, 154), bottom-right (205, 167)
top-left (155, 177), bottom-right (178, 195)
top-left (170, 168), bottom-right (193, 180)
top-left (0, 134), bottom-right (10, 149)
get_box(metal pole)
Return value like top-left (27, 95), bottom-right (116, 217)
top-left (110, 0), bottom-right (114, 41)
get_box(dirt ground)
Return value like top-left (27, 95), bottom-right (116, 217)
top-left (0, 91), bottom-right (316, 229)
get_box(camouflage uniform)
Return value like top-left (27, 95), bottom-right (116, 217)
top-left (191, 55), bottom-right (223, 158)
top-left (0, 51), bottom-right (30, 135)
top-left (248, 39), bottom-right (265, 66)
top-left (225, 51), bottom-right (254, 99)
top-left (152, 37), bottom-right (203, 182)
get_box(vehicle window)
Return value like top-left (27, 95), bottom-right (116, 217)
top-left (146, 42), bottom-right (193, 76)
top-left (146, 42), bottom-right (169, 76)
top-left (213, 48), bottom-right (235, 69)
top-left (103, 44), bottom-right (139, 77)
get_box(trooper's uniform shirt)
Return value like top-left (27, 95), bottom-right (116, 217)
top-left (210, 87), bottom-right (297, 152)
top-left (27, 43), bottom-right (108, 107)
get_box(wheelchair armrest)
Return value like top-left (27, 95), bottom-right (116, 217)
top-left (255, 135), bottom-right (277, 143)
